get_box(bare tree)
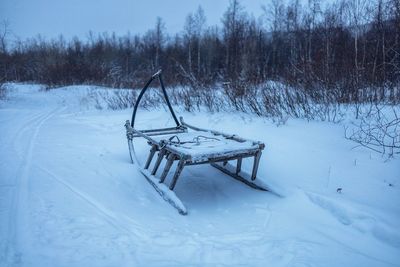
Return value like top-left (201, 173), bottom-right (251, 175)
top-left (262, 0), bottom-right (286, 76)
top-left (0, 20), bottom-right (11, 99)
top-left (194, 6), bottom-right (206, 75)
top-left (0, 20), bottom-right (10, 53)
top-left (154, 17), bottom-right (166, 68)
top-left (184, 13), bottom-right (195, 73)
top-left (346, 0), bottom-right (372, 85)
top-left (222, 0), bottom-right (247, 79)
top-left (346, 105), bottom-right (400, 157)
top-left (0, 0), bottom-right (398, 111)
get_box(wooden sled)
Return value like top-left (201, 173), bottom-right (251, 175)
top-left (125, 70), bottom-right (269, 215)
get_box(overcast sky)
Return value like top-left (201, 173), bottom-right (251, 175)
top-left (1, 0), bottom-right (267, 40)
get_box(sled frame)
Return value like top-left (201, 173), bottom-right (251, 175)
top-left (125, 70), bottom-right (267, 215)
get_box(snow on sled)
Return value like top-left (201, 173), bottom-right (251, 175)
top-left (125, 70), bottom-right (269, 215)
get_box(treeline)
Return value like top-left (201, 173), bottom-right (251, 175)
top-left (0, 0), bottom-right (399, 103)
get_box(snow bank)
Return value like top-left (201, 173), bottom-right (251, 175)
top-left (0, 84), bottom-right (399, 267)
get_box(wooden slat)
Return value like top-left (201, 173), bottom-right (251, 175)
top-left (159, 153), bottom-right (176, 183)
top-left (169, 158), bottom-right (185, 190)
top-left (132, 129), bottom-right (186, 138)
top-left (186, 150), bottom-right (257, 165)
top-left (139, 126), bottom-right (182, 133)
top-left (151, 149), bottom-right (166, 175)
top-left (179, 117), bottom-right (265, 148)
top-left (251, 151), bottom-right (262, 181)
top-left (236, 158), bottom-right (242, 174)
top-left (144, 145), bottom-right (157, 169)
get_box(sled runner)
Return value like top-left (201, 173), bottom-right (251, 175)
top-left (125, 70), bottom-right (269, 215)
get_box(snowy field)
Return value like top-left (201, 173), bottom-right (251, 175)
top-left (0, 84), bottom-right (399, 267)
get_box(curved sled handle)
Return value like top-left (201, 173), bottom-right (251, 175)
top-left (131, 69), bottom-right (180, 128)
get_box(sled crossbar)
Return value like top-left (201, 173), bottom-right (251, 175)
top-left (125, 70), bottom-right (268, 215)
top-left (131, 127), bottom-right (186, 138)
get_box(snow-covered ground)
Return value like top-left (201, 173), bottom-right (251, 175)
top-left (0, 84), bottom-right (399, 267)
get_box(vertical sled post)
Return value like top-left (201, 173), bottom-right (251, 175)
top-left (160, 153), bottom-right (176, 183)
top-left (236, 158), bottom-right (242, 174)
top-left (169, 158), bottom-right (186, 190)
top-left (151, 149), bottom-right (166, 175)
top-left (144, 145), bottom-right (157, 169)
top-left (251, 151), bottom-right (262, 181)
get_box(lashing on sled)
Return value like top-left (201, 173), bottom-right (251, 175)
top-left (125, 70), bottom-right (269, 215)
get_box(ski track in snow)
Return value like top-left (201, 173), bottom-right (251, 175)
top-left (37, 165), bottom-right (146, 239)
top-left (4, 106), bottom-right (62, 266)
top-left (0, 84), bottom-right (399, 267)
